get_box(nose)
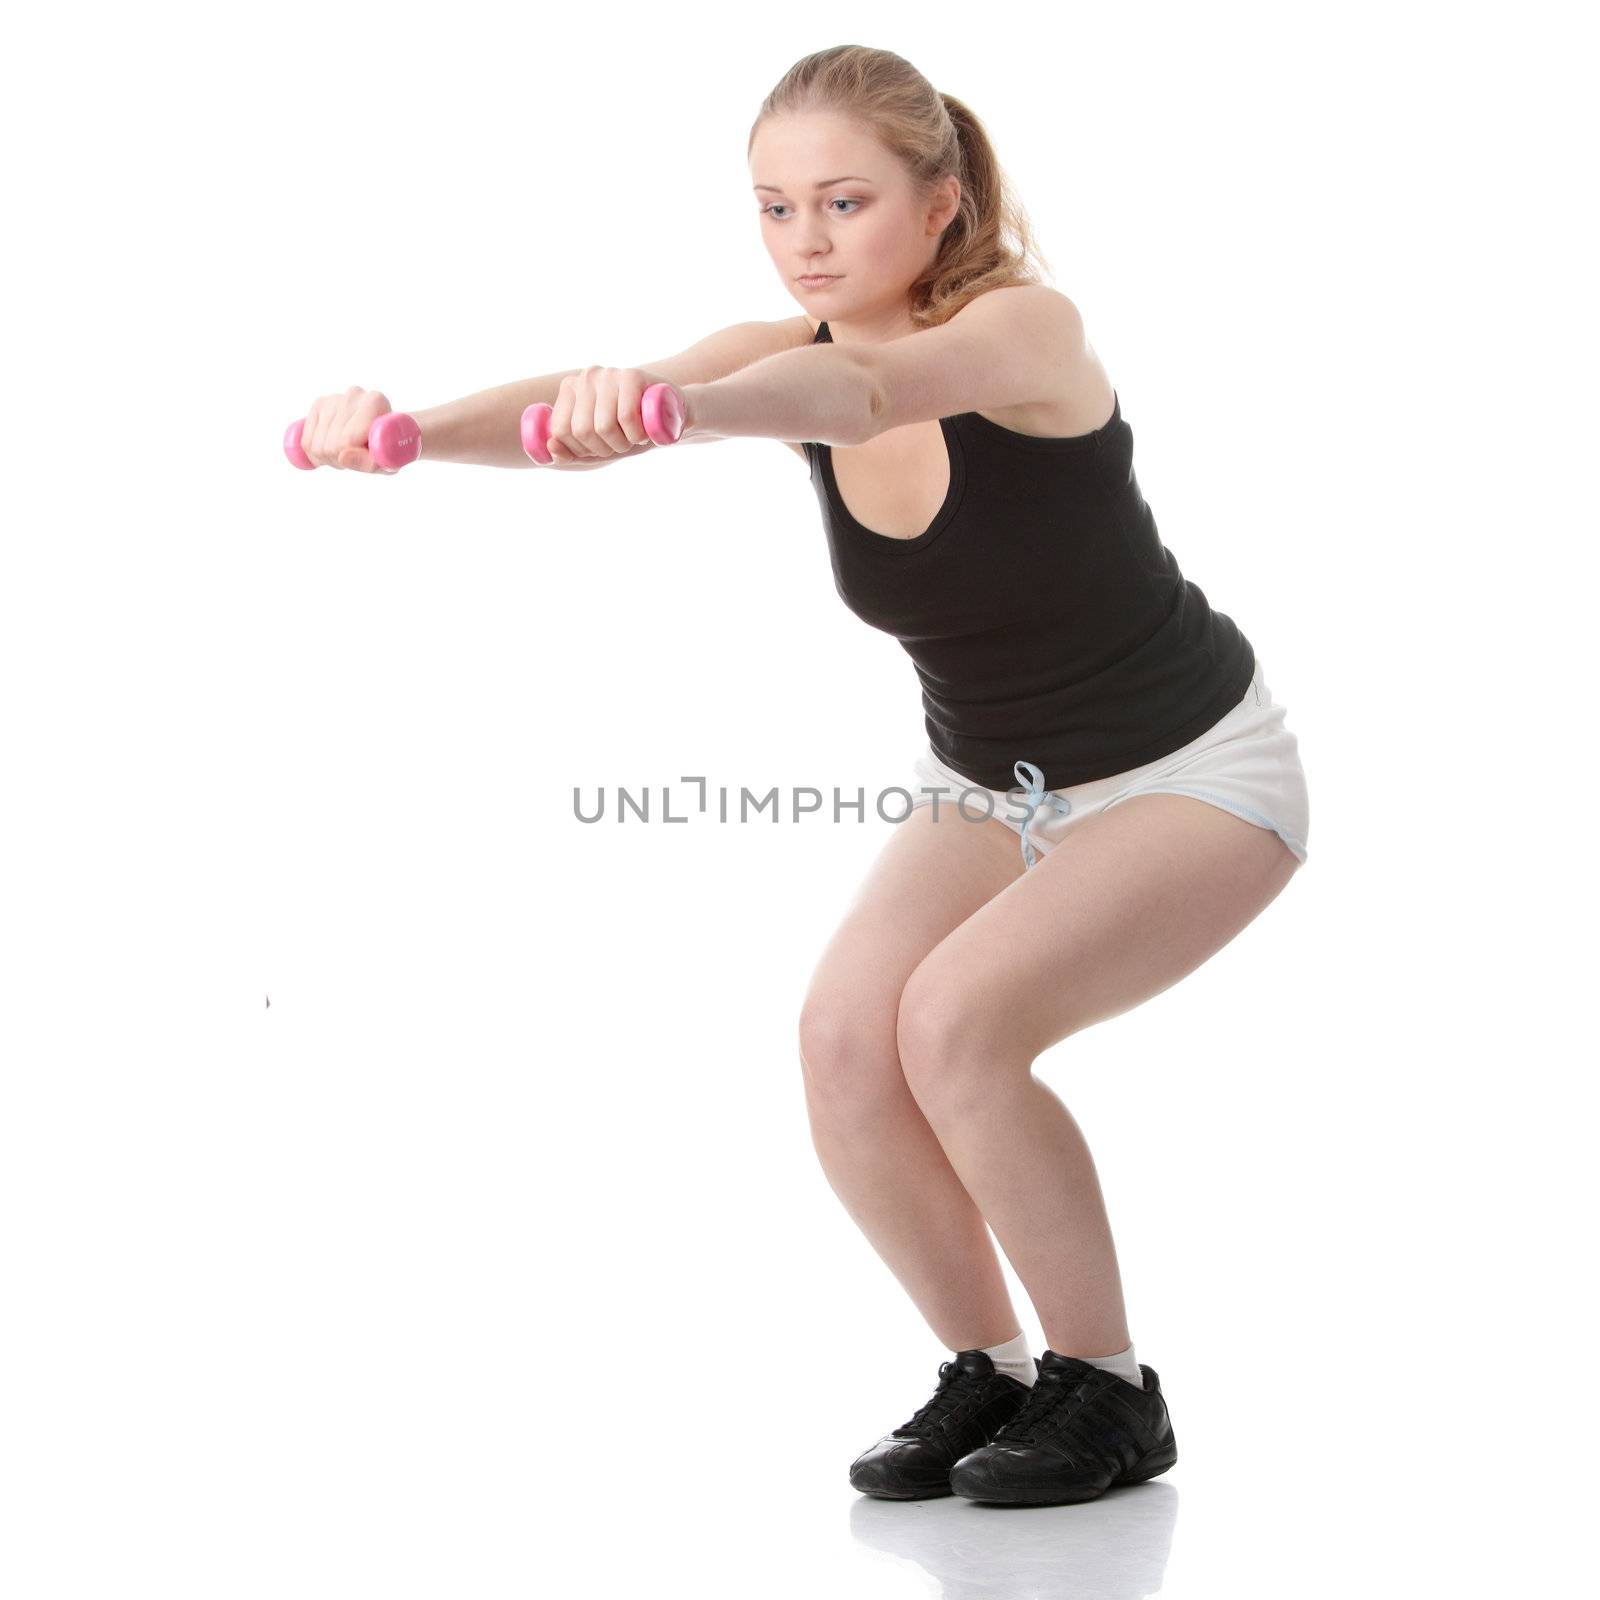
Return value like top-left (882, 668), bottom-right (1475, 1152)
top-left (789, 222), bottom-right (833, 261)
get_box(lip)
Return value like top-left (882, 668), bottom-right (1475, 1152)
top-left (798, 274), bottom-right (840, 287)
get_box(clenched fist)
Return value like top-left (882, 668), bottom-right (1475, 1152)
top-left (296, 386), bottom-right (399, 472)
top-left (542, 366), bottom-right (687, 466)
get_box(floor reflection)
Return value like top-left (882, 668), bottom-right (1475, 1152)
top-left (850, 1480), bottom-right (1177, 1599)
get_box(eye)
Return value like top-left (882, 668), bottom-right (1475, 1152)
top-left (760, 199), bottom-right (862, 220)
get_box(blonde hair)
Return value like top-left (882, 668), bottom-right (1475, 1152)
top-left (749, 44), bottom-right (1053, 329)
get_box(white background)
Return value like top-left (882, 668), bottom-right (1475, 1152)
top-left (3, 2), bottom-right (1594, 1595)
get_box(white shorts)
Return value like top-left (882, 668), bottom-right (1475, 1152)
top-left (907, 656), bottom-right (1310, 870)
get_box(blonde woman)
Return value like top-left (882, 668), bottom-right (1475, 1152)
top-left (298, 45), bottom-right (1310, 1509)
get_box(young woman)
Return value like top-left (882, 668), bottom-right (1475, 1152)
top-left (297, 45), bottom-right (1310, 1509)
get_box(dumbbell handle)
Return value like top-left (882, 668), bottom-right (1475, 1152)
top-left (520, 382), bottom-right (684, 464)
top-left (282, 412), bottom-right (422, 471)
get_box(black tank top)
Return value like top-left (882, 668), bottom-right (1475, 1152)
top-left (803, 318), bottom-right (1255, 791)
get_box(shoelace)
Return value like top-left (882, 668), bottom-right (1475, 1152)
top-left (991, 1367), bottom-right (1095, 1446)
top-left (892, 1361), bottom-right (993, 1439)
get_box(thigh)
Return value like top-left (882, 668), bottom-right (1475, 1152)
top-left (800, 803), bottom-right (1025, 1060)
top-left (898, 792), bottom-right (1301, 1075)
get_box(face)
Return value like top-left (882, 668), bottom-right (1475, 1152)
top-left (749, 110), bottom-right (960, 340)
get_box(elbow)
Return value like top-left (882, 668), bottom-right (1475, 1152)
top-left (864, 371), bottom-right (889, 441)
top-left (848, 349), bottom-right (889, 446)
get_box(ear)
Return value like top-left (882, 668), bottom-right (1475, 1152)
top-left (928, 173), bottom-right (961, 232)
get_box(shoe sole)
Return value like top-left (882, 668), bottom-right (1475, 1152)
top-left (952, 1443), bottom-right (1179, 1506)
top-left (851, 1480), bottom-right (956, 1500)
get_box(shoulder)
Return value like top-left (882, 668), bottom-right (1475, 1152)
top-left (952, 283), bottom-right (1083, 338)
top-left (953, 286), bottom-right (1120, 438)
top-left (959, 285), bottom-right (1111, 438)
top-left (862, 284), bottom-right (1106, 437)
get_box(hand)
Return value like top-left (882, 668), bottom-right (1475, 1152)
top-left (542, 366), bottom-right (687, 466)
top-left (295, 386), bottom-right (400, 472)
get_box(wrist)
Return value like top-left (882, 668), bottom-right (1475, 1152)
top-left (681, 381), bottom-right (725, 442)
top-left (410, 401), bottom-right (458, 458)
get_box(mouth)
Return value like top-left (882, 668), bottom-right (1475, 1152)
top-left (797, 273), bottom-right (840, 284)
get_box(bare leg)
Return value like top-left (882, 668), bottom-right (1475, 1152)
top-left (896, 795), bottom-right (1302, 1355)
top-left (800, 803), bottom-right (1027, 1351)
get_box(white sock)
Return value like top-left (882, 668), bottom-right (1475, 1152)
top-left (975, 1330), bottom-right (1036, 1387)
top-left (1076, 1341), bottom-right (1143, 1390)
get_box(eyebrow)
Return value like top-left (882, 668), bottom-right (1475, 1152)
top-left (752, 175), bottom-right (877, 193)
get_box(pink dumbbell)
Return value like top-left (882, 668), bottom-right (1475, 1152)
top-left (282, 411), bottom-right (422, 471)
top-left (520, 383), bottom-right (685, 464)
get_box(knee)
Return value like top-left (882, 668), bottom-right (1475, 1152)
top-left (797, 993), bottom-right (903, 1110)
top-left (894, 967), bottom-right (993, 1115)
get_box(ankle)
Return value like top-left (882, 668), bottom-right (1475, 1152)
top-left (974, 1329), bottom-right (1036, 1387)
top-left (1049, 1340), bottom-right (1142, 1389)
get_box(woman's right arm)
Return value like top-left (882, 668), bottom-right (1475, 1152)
top-left (408, 317), bottom-right (813, 470)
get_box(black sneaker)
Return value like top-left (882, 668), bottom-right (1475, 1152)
top-left (949, 1350), bottom-right (1179, 1506)
top-left (849, 1350), bottom-right (1035, 1500)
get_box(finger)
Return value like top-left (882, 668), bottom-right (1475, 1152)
top-left (569, 373), bottom-right (602, 458)
top-left (317, 402), bottom-right (344, 467)
top-left (325, 392), bottom-right (359, 467)
top-left (339, 391), bottom-right (385, 466)
top-left (550, 382), bottom-right (585, 459)
top-left (332, 386), bottom-right (366, 470)
top-left (593, 372), bottom-right (633, 455)
top-left (616, 375), bottom-right (649, 449)
top-left (303, 401), bottom-right (326, 466)
top-left (315, 400), bottom-right (344, 468)
top-left (349, 389), bottom-right (389, 439)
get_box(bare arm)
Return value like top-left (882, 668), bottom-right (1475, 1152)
top-left (410, 371), bottom-right (580, 469)
top-left (411, 318), bottom-right (814, 468)
top-left (684, 343), bottom-right (880, 449)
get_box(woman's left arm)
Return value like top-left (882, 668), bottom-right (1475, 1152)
top-left (683, 344), bottom-right (880, 448)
